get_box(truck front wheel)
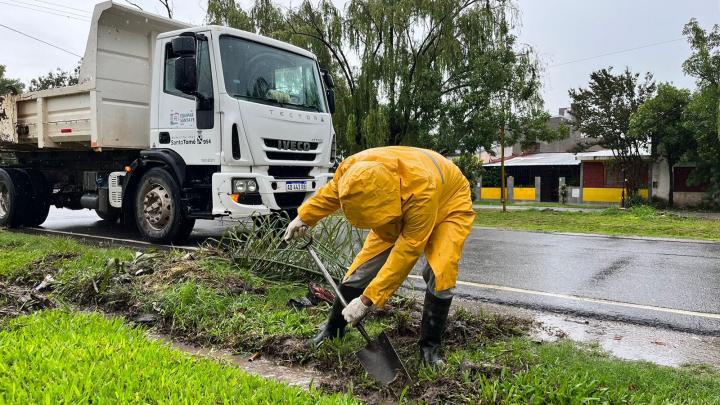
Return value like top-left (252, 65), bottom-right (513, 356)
top-left (0, 169), bottom-right (31, 228)
top-left (135, 168), bottom-right (195, 244)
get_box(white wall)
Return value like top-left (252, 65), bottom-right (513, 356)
top-left (651, 158), bottom-right (670, 201)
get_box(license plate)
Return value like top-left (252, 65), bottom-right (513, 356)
top-left (286, 181), bottom-right (307, 192)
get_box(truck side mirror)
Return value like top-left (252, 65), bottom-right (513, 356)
top-left (321, 69), bottom-right (335, 89)
top-left (171, 36), bottom-right (198, 95)
top-left (174, 56), bottom-right (197, 95)
top-left (171, 36), bottom-right (196, 56)
top-left (326, 88), bottom-right (336, 114)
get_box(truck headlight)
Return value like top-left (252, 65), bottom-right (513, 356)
top-left (232, 179), bottom-right (259, 194)
top-left (246, 180), bottom-right (258, 193)
top-left (233, 179), bottom-right (246, 193)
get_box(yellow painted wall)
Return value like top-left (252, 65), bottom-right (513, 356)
top-left (514, 187), bottom-right (536, 201)
top-left (481, 187), bottom-right (502, 200)
top-left (583, 188), bottom-right (649, 203)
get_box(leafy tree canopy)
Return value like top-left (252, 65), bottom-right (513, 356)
top-left (683, 19), bottom-right (720, 139)
top-left (0, 65), bottom-right (25, 95)
top-left (569, 67), bottom-right (656, 193)
top-left (207, 0), bottom-right (558, 156)
top-left (28, 64), bottom-right (80, 92)
top-left (629, 83), bottom-right (693, 206)
top-left (682, 19), bottom-right (720, 205)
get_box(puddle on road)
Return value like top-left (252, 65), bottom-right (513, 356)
top-left (153, 335), bottom-right (325, 388)
top-left (533, 313), bottom-right (720, 368)
top-left (459, 300), bottom-right (720, 368)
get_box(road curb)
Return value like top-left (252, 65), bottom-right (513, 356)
top-left (17, 228), bottom-right (200, 252)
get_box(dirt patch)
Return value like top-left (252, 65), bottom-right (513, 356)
top-left (14, 252), bottom-right (79, 286)
top-left (261, 335), bottom-right (314, 364)
top-left (132, 253), bottom-right (265, 296)
top-left (0, 282), bottom-right (54, 317)
top-left (255, 303), bottom-right (532, 403)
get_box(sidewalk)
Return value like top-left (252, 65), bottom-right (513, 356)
top-left (473, 204), bottom-right (602, 212)
top-left (472, 203), bottom-right (720, 218)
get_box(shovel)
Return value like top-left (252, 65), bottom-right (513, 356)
top-left (304, 241), bottom-right (411, 386)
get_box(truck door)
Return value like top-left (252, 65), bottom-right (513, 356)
top-left (156, 33), bottom-right (221, 165)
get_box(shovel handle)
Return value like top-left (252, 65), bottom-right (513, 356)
top-left (306, 241), bottom-right (373, 344)
top-left (306, 244), bottom-right (347, 306)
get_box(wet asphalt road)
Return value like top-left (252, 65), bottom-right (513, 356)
top-left (31, 208), bottom-right (720, 335)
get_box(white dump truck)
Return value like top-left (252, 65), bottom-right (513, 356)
top-left (0, 2), bottom-right (337, 243)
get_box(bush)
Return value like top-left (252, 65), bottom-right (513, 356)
top-left (453, 153), bottom-right (483, 200)
top-left (624, 193), bottom-right (647, 208)
top-left (650, 196), bottom-right (669, 210)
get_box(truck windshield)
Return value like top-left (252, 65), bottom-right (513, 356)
top-left (219, 35), bottom-right (326, 113)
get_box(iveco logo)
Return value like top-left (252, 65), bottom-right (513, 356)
top-left (278, 140), bottom-right (312, 151)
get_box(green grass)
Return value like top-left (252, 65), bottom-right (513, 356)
top-left (0, 310), bottom-right (354, 404)
top-left (441, 339), bottom-right (720, 403)
top-left (0, 231), bottom-right (131, 282)
top-left (475, 206), bottom-right (720, 241)
top-left (155, 280), bottom-right (322, 345)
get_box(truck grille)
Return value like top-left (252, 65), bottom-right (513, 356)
top-left (268, 166), bottom-right (312, 179)
top-left (266, 151), bottom-right (316, 161)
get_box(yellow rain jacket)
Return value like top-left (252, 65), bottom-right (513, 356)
top-left (298, 146), bottom-right (476, 307)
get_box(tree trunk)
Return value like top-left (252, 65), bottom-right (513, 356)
top-left (667, 158), bottom-right (675, 208)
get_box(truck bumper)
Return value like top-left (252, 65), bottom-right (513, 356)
top-left (211, 172), bottom-right (333, 218)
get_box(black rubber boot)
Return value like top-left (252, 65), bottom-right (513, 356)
top-left (419, 291), bottom-right (453, 366)
top-left (308, 285), bottom-right (364, 347)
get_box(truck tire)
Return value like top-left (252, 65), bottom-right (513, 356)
top-left (135, 167), bottom-right (195, 244)
top-left (24, 169), bottom-right (51, 227)
top-left (0, 168), bottom-right (31, 228)
top-left (96, 209), bottom-right (120, 222)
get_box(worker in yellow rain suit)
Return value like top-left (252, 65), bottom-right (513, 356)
top-left (283, 146), bottom-right (476, 365)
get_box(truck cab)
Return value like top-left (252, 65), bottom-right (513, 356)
top-left (152, 27), bottom-right (335, 219)
top-left (0, 3), bottom-right (336, 244)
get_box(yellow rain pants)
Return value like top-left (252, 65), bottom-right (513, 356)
top-left (298, 146), bottom-right (476, 307)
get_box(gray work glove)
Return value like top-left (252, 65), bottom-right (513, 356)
top-left (283, 216), bottom-right (308, 242)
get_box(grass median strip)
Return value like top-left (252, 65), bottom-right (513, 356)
top-left (2, 230), bottom-right (720, 403)
top-left (475, 206), bottom-right (720, 241)
top-left (0, 310), bottom-right (354, 404)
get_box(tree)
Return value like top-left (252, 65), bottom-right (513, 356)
top-left (207, 0), bottom-right (556, 158)
top-left (684, 88), bottom-right (720, 205)
top-left (683, 19), bottom-right (719, 138)
top-left (629, 83), bottom-right (693, 207)
top-left (569, 67), bottom-right (656, 194)
top-left (453, 153), bottom-right (483, 200)
top-left (0, 65), bottom-right (24, 95)
top-left (27, 64), bottom-right (80, 92)
top-left (126, 0), bottom-right (173, 18)
top-left (682, 19), bottom-right (720, 206)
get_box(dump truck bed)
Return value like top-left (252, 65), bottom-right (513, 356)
top-left (0, 1), bottom-right (189, 151)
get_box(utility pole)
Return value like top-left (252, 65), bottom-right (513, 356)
top-left (500, 125), bottom-right (507, 212)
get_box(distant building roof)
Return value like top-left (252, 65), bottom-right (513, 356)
top-left (576, 148), bottom-right (651, 161)
top-left (484, 153), bottom-right (579, 167)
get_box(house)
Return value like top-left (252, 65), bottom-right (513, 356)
top-left (482, 153), bottom-right (579, 202)
top-left (478, 108), bottom-right (709, 207)
top-left (575, 149), bottom-right (650, 203)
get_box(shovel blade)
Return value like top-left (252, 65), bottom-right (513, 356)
top-left (355, 331), bottom-right (410, 385)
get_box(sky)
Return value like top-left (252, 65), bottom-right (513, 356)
top-left (1, 0), bottom-right (718, 114)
